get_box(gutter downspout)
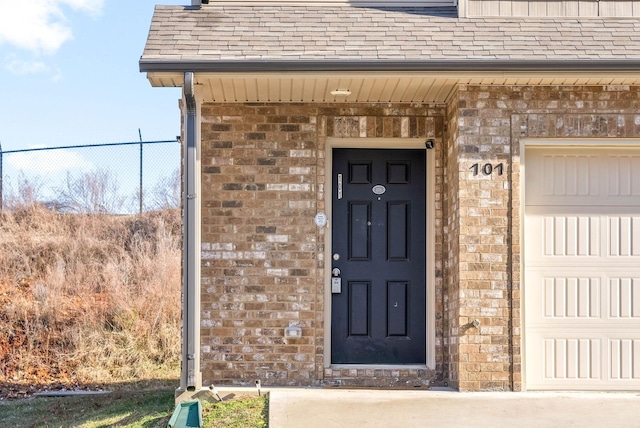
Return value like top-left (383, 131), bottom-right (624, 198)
top-left (181, 71), bottom-right (202, 393)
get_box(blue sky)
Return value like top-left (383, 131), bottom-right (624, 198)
top-left (0, 1), bottom-right (184, 210)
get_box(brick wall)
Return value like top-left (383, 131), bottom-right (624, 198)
top-left (199, 104), bottom-right (319, 385)
top-left (194, 85), bottom-right (640, 390)
top-left (198, 103), bottom-right (447, 387)
top-left (452, 84), bottom-right (640, 391)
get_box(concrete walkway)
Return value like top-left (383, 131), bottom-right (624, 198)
top-left (268, 388), bottom-right (640, 428)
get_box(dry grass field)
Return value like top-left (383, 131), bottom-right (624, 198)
top-left (0, 204), bottom-right (182, 398)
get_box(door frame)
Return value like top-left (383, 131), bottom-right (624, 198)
top-left (323, 138), bottom-right (436, 369)
top-left (520, 137), bottom-right (640, 391)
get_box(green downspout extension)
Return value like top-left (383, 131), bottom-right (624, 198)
top-left (182, 71), bottom-right (202, 392)
top-left (168, 400), bottom-right (203, 428)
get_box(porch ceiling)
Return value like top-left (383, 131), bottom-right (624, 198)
top-left (146, 71), bottom-right (640, 103)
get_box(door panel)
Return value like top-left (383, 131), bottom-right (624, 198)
top-left (387, 282), bottom-right (408, 336)
top-left (348, 202), bottom-right (371, 260)
top-left (331, 149), bottom-right (426, 364)
top-left (388, 202), bottom-right (409, 260)
top-left (348, 282), bottom-right (370, 336)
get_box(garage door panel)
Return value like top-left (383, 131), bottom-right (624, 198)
top-left (528, 270), bottom-right (640, 324)
top-left (544, 337), bottom-right (601, 381)
top-left (544, 214), bottom-right (599, 257)
top-left (526, 212), bottom-right (600, 260)
top-left (608, 216), bottom-right (640, 256)
top-left (607, 154), bottom-right (640, 198)
top-left (536, 153), bottom-right (600, 202)
top-left (525, 145), bottom-right (640, 390)
top-left (528, 331), bottom-right (640, 389)
top-left (542, 275), bottom-right (601, 319)
top-left (548, 276), bottom-right (595, 318)
top-left (608, 277), bottom-right (640, 319)
top-left (527, 332), bottom-right (603, 383)
top-left (609, 339), bottom-right (640, 380)
top-left (526, 211), bottom-right (640, 263)
top-left (527, 149), bottom-right (640, 206)
top-left (527, 270), bottom-right (602, 323)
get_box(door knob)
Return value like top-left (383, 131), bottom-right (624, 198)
top-left (332, 268), bottom-right (341, 277)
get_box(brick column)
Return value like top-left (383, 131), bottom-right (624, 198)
top-left (453, 87), bottom-right (513, 391)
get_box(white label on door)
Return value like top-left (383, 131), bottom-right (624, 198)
top-left (372, 184), bottom-right (386, 195)
top-left (331, 277), bottom-right (342, 293)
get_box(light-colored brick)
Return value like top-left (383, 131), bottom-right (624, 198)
top-left (196, 86), bottom-right (640, 391)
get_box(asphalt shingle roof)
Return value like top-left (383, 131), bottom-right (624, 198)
top-left (140, 5), bottom-right (640, 65)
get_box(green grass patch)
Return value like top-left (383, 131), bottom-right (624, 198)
top-left (202, 395), bottom-right (268, 427)
top-left (0, 389), bottom-right (268, 428)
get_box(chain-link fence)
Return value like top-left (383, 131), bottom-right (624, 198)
top-left (0, 139), bottom-right (181, 214)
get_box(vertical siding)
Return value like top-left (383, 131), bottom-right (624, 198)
top-left (463, 0), bottom-right (640, 17)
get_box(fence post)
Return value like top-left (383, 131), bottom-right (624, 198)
top-left (139, 129), bottom-right (143, 214)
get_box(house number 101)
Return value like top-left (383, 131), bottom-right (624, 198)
top-left (470, 163), bottom-right (504, 176)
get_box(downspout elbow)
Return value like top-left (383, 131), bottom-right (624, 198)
top-left (185, 72), bottom-right (196, 114)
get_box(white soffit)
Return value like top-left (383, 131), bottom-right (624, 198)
top-left (146, 72), bottom-right (640, 104)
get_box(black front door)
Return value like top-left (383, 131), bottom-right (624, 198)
top-left (331, 149), bottom-right (426, 364)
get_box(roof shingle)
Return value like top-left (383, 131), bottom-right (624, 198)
top-left (140, 5), bottom-right (640, 64)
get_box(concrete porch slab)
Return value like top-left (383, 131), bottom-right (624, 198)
top-left (268, 388), bottom-right (640, 428)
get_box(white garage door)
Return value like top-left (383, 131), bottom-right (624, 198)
top-left (524, 146), bottom-right (640, 390)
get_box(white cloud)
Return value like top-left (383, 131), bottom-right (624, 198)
top-left (0, 0), bottom-right (104, 54)
top-left (4, 55), bottom-right (63, 81)
top-left (5, 56), bottom-right (50, 75)
top-left (7, 147), bottom-right (94, 174)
